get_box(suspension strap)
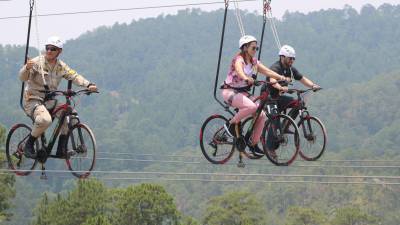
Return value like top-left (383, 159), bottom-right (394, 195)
top-left (252, 0), bottom-right (269, 94)
top-left (213, 0), bottom-right (234, 115)
top-left (233, 0), bottom-right (245, 36)
top-left (20, 0), bottom-right (35, 110)
top-left (33, 1), bottom-right (49, 91)
top-left (266, 1), bottom-right (281, 49)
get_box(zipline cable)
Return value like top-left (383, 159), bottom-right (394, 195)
top-left (93, 157), bottom-right (400, 169)
top-left (2, 169), bottom-right (400, 180)
top-left (96, 151), bottom-right (400, 163)
top-left (8, 173), bottom-right (400, 186)
top-left (0, 0), bottom-right (259, 20)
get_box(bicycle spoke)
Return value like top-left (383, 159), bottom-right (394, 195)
top-left (6, 124), bottom-right (37, 176)
top-left (200, 115), bottom-right (235, 164)
top-left (66, 124), bottom-right (96, 178)
top-left (262, 115), bottom-right (299, 166)
top-left (298, 117), bottom-right (327, 161)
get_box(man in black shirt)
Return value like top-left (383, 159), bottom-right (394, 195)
top-left (263, 45), bottom-right (320, 152)
top-left (263, 45), bottom-right (320, 119)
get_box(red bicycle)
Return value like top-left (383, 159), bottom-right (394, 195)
top-left (6, 88), bottom-right (97, 179)
top-left (200, 81), bottom-right (300, 167)
top-left (286, 88), bottom-right (327, 161)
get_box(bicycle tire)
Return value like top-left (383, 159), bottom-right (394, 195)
top-left (65, 123), bottom-right (96, 179)
top-left (261, 114), bottom-right (300, 166)
top-left (5, 124), bottom-right (38, 176)
top-left (200, 115), bottom-right (235, 164)
top-left (298, 116), bottom-right (327, 161)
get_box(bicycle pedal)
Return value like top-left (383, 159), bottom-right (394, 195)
top-left (237, 161), bottom-right (245, 168)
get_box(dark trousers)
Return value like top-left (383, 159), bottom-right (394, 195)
top-left (266, 95), bottom-right (298, 150)
top-left (276, 95), bottom-right (299, 120)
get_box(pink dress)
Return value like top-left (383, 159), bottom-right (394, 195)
top-left (221, 54), bottom-right (266, 145)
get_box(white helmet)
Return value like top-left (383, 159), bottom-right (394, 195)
top-left (279, 45), bottom-right (296, 58)
top-left (239, 35), bottom-right (257, 49)
top-left (45, 36), bottom-right (63, 49)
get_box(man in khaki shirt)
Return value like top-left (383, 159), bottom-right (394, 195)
top-left (19, 36), bottom-right (98, 158)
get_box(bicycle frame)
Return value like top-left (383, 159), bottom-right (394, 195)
top-left (37, 95), bottom-right (80, 163)
top-left (287, 89), bottom-right (316, 138)
top-left (230, 81), bottom-right (285, 140)
top-left (243, 88), bottom-right (286, 139)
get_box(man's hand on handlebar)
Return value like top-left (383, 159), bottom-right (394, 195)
top-left (88, 85), bottom-right (98, 92)
top-left (311, 84), bottom-right (321, 91)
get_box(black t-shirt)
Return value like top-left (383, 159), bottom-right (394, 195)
top-left (264, 60), bottom-right (303, 98)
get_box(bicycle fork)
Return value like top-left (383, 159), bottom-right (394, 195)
top-left (300, 111), bottom-right (315, 141)
top-left (68, 116), bottom-right (87, 155)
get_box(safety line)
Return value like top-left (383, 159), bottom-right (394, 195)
top-left (0, 0), bottom-right (258, 20)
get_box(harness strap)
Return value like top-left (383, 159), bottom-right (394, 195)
top-left (30, 102), bottom-right (42, 121)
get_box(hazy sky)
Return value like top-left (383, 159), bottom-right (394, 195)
top-left (0, 0), bottom-right (398, 45)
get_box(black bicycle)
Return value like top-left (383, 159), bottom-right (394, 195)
top-left (200, 81), bottom-right (300, 167)
top-left (6, 89), bottom-right (97, 179)
top-left (286, 88), bottom-right (327, 161)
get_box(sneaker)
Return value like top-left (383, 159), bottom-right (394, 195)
top-left (249, 144), bottom-right (264, 156)
top-left (224, 122), bottom-right (236, 138)
top-left (24, 134), bottom-right (37, 159)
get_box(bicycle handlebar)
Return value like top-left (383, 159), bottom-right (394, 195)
top-left (287, 87), bottom-right (322, 95)
top-left (252, 80), bottom-right (289, 87)
top-left (38, 89), bottom-right (99, 98)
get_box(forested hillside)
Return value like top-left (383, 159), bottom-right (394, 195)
top-left (1, 3), bottom-right (400, 225)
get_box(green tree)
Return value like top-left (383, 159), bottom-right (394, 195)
top-left (113, 183), bottom-right (180, 225)
top-left (202, 191), bottom-right (268, 225)
top-left (284, 206), bottom-right (327, 225)
top-left (82, 215), bottom-right (112, 225)
top-left (33, 179), bottom-right (111, 225)
top-left (0, 124), bottom-right (16, 223)
top-left (331, 207), bottom-right (380, 225)
top-left (179, 216), bottom-right (200, 225)
top-left (33, 193), bottom-right (51, 225)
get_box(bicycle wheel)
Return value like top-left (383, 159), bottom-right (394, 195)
top-left (65, 123), bottom-right (96, 178)
top-left (242, 117), bottom-right (264, 160)
top-left (262, 114), bottom-right (299, 166)
top-left (5, 124), bottom-right (38, 176)
top-left (200, 115), bottom-right (235, 164)
top-left (298, 116), bottom-right (327, 161)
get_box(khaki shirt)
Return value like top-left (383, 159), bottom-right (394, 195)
top-left (19, 55), bottom-right (91, 102)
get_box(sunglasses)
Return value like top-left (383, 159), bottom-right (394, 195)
top-left (45, 46), bottom-right (59, 52)
top-left (287, 57), bottom-right (295, 61)
top-left (251, 46), bottom-right (259, 51)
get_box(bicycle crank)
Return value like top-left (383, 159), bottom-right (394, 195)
top-left (235, 136), bottom-right (247, 152)
top-left (36, 148), bottom-right (48, 164)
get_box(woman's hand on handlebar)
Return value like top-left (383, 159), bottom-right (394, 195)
top-left (245, 77), bottom-right (255, 85)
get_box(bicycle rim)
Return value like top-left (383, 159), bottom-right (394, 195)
top-left (5, 124), bottom-right (37, 176)
top-left (298, 116), bottom-right (327, 161)
top-left (200, 115), bottom-right (235, 164)
top-left (65, 123), bottom-right (96, 178)
top-left (262, 114), bottom-right (299, 166)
